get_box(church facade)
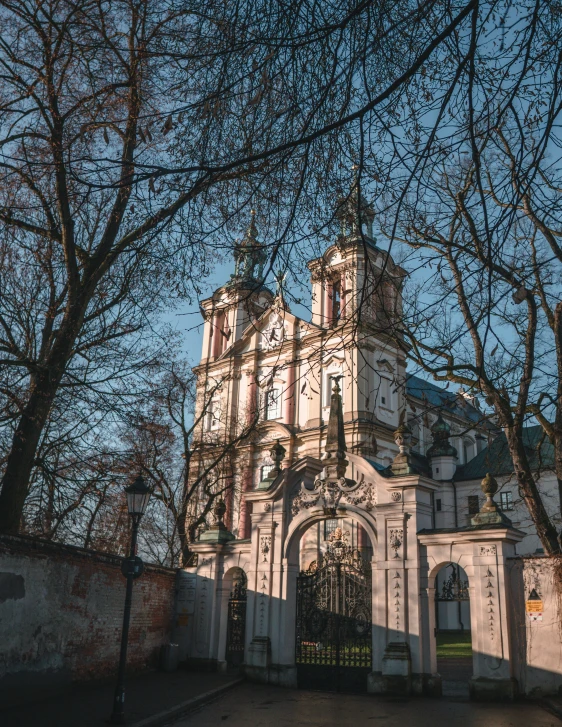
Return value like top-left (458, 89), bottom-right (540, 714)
top-left (178, 206), bottom-right (559, 699)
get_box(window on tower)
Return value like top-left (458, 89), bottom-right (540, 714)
top-left (378, 375), bottom-right (392, 409)
top-left (205, 398), bottom-right (221, 431)
top-left (331, 281), bottom-right (341, 324)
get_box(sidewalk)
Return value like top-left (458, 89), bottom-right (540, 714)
top-left (1, 669), bottom-right (242, 727)
top-left (540, 693), bottom-right (562, 721)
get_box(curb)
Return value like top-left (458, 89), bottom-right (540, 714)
top-left (130, 677), bottom-right (244, 727)
top-left (539, 697), bottom-right (562, 722)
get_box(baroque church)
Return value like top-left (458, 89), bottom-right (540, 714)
top-left (177, 197), bottom-right (559, 699)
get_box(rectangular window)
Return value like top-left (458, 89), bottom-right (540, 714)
top-left (265, 387), bottom-right (281, 420)
top-left (436, 498), bottom-right (442, 512)
top-left (260, 463), bottom-right (275, 481)
top-left (206, 399), bottom-right (221, 431)
top-left (468, 495), bottom-right (480, 515)
top-left (379, 376), bottom-right (391, 409)
top-left (500, 491), bottom-right (513, 511)
top-left (324, 519), bottom-right (339, 541)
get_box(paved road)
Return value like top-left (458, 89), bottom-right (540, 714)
top-left (171, 683), bottom-right (560, 727)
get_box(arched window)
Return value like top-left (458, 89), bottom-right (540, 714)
top-left (323, 370), bottom-right (343, 408)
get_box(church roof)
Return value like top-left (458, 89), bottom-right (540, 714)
top-left (454, 425), bottom-right (554, 481)
top-left (406, 374), bottom-right (485, 426)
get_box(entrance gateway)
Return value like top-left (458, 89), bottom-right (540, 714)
top-left (295, 527), bottom-right (372, 693)
top-left (185, 380), bottom-right (526, 702)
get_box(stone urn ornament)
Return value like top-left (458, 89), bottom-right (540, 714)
top-left (471, 472), bottom-right (512, 526)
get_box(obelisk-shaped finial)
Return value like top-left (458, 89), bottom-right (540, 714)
top-left (323, 375), bottom-right (348, 480)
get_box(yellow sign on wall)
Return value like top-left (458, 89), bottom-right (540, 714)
top-left (526, 600), bottom-right (543, 612)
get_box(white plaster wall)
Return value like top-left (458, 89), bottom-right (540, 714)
top-left (508, 556), bottom-right (562, 696)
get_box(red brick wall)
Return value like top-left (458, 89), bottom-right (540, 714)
top-left (0, 534), bottom-right (177, 687)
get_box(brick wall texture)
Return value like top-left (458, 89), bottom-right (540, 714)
top-left (0, 534), bottom-right (177, 686)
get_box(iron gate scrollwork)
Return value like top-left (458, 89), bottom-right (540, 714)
top-left (295, 527), bottom-right (372, 693)
top-left (436, 564), bottom-right (469, 602)
top-left (226, 577), bottom-right (247, 667)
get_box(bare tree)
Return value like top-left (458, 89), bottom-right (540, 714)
top-left (0, 0), bottom-right (490, 532)
top-left (120, 362), bottom-right (259, 565)
top-left (3, 0), bottom-right (558, 540)
top-left (380, 114), bottom-right (562, 554)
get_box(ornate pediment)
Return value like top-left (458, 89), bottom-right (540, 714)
top-left (292, 473), bottom-right (376, 516)
top-left (261, 310), bottom-right (288, 351)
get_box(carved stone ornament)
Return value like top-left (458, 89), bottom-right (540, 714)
top-left (261, 311), bottom-right (288, 351)
top-left (292, 473), bottom-right (376, 516)
top-left (479, 545), bottom-right (497, 556)
top-left (389, 528), bottom-right (403, 559)
top-left (260, 535), bottom-right (272, 562)
top-left (390, 491), bottom-right (402, 502)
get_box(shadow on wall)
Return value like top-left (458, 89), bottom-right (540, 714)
top-left (180, 552), bottom-right (562, 699)
top-left (0, 534), bottom-right (177, 707)
top-left (508, 555), bottom-right (562, 697)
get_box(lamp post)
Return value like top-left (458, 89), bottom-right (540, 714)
top-left (110, 474), bottom-right (152, 724)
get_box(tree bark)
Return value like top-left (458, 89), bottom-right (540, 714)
top-left (505, 428), bottom-right (561, 555)
top-left (0, 373), bottom-right (61, 532)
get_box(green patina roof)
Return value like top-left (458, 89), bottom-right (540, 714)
top-left (454, 425), bottom-right (554, 482)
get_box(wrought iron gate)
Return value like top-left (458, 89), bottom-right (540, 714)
top-left (295, 528), bottom-right (372, 693)
top-left (226, 579), bottom-right (247, 667)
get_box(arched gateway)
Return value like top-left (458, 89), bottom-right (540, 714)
top-left (182, 383), bottom-right (525, 700)
top-left (295, 524), bottom-right (373, 692)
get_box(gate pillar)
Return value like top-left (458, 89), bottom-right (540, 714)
top-left (180, 543), bottom-right (222, 669)
top-left (244, 506), bottom-right (277, 683)
top-left (469, 537), bottom-right (523, 701)
top-left (369, 475), bottom-right (438, 697)
top-left (419, 524), bottom-right (525, 701)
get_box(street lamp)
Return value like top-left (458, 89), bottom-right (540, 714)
top-left (110, 474), bottom-right (152, 724)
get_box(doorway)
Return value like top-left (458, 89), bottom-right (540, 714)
top-left (435, 563), bottom-right (472, 696)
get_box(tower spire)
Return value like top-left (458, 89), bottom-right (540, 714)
top-left (230, 209), bottom-right (268, 286)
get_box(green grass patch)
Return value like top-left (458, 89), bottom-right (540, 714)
top-left (436, 631), bottom-right (472, 659)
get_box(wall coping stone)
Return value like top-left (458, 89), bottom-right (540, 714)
top-left (0, 533), bottom-right (177, 577)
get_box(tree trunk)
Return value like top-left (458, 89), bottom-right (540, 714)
top-left (0, 312), bottom-right (83, 533)
top-left (505, 429), bottom-right (561, 554)
top-left (0, 372), bottom-right (61, 532)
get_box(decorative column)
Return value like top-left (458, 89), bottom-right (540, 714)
top-left (284, 360), bottom-right (295, 427)
top-left (237, 464), bottom-right (254, 540)
top-left (246, 370), bottom-right (258, 426)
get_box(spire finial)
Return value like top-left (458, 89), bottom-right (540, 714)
top-left (427, 411), bottom-right (457, 458)
top-left (229, 209), bottom-right (267, 285)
